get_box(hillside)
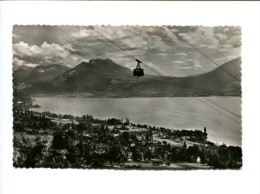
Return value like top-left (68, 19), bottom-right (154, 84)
top-left (24, 58), bottom-right (241, 97)
top-left (13, 66), bottom-right (33, 83)
top-left (179, 57), bottom-right (241, 96)
top-left (51, 59), bottom-right (133, 92)
top-left (23, 64), bottom-right (70, 84)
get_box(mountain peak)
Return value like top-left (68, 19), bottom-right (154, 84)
top-left (89, 58), bottom-right (115, 65)
top-left (76, 59), bottom-right (115, 69)
top-left (22, 64), bottom-right (70, 84)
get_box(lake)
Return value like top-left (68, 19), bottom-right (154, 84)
top-left (32, 97), bottom-right (242, 146)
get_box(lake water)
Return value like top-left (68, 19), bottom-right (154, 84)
top-left (33, 97), bottom-right (242, 146)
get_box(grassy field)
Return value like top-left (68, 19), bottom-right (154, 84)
top-left (123, 162), bottom-right (212, 170)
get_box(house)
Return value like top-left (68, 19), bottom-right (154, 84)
top-left (197, 156), bottom-right (201, 164)
top-left (190, 156), bottom-right (201, 163)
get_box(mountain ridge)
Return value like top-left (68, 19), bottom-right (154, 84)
top-left (19, 58), bottom-right (241, 97)
top-left (16, 64), bottom-right (70, 84)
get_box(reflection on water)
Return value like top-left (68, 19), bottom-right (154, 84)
top-left (33, 97), bottom-right (241, 146)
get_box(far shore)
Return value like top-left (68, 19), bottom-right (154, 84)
top-left (31, 93), bottom-right (242, 99)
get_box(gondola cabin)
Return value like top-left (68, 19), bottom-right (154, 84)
top-left (133, 59), bottom-right (144, 77)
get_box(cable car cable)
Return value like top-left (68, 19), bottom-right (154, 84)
top-left (44, 26), bottom-right (236, 129)
top-left (53, 26), bottom-right (135, 78)
top-left (44, 26), bottom-right (134, 80)
top-left (72, 26), bottom-right (241, 126)
top-left (85, 26), bottom-right (241, 123)
top-left (88, 26), bottom-right (136, 60)
top-left (168, 28), bottom-right (240, 82)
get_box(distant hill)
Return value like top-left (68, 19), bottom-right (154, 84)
top-left (23, 58), bottom-right (241, 97)
top-left (22, 64), bottom-right (70, 84)
top-left (13, 66), bottom-right (33, 83)
top-left (178, 57), bottom-right (241, 96)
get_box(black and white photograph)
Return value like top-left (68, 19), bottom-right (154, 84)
top-left (1, 1), bottom-right (260, 194)
top-left (12, 25), bottom-right (243, 169)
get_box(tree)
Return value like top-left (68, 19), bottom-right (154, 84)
top-left (120, 132), bottom-right (131, 145)
top-left (209, 151), bottom-right (221, 168)
top-left (77, 122), bottom-right (87, 133)
top-left (23, 137), bottom-right (47, 168)
top-left (171, 147), bottom-right (178, 162)
top-left (183, 141), bottom-right (187, 149)
top-left (52, 131), bottom-right (70, 150)
top-left (62, 123), bottom-right (71, 131)
top-left (14, 122), bottom-right (25, 132)
top-left (124, 118), bottom-right (130, 125)
top-left (109, 144), bottom-right (126, 163)
top-left (132, 146), bottom-right (143, 161)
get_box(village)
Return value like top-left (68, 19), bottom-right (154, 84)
top-left (13, 90), bottom-right (242, 169)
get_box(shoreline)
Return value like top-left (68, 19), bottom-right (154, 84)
top-left (31, 108), bottom-right (240, 147)
top-left (30, 93), bottom-right (242, 99)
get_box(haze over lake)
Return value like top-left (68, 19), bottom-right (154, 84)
top-left (33, 97), bottom-right (241, 146)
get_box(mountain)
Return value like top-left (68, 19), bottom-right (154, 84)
top-left (23, 64), bottom-right (70, 84)
top-left (51, 59), bottom-right (133, 92)
top-left (178, 57), bottom-right (241, 96)
top-left (13, 66), bottom-right (33, 83)
top-left (25, 58), bottom-right (241, 97)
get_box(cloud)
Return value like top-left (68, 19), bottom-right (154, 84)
top-left (12, 57), bottom-right (39, 70)
top-left (174, 26), bottom-right (240, 55)
top-left (174, 53), bottom-right (187, 56)
top-left (214, 27), bottom-right (241, 50)
top-left (174, 61), bottom-right (184, 64)
top-left (13, 57), bottom-right (26, 67)
top-left (24, 63), bottom-right (39, 68)
top-left (13, 41), bottom-right (67, 58)
top-left (215, 33), bottom-right (228, 41)
top-left (68, 26), bottom-right (177, 74)
top-left (187, 59), bottom-right (202, 69)
top-left (175, 59), bottom-right (202, 70)
top-left (71, 28), bottom-right (91, 38)
top-left (158, 53), bottom-right (168, 56)
top-left (179, 27), bottom-right (220, 49)
top-left (13, 41), bottom-right (84, 68)
top-left (13, 33), bottom-right (21, 39)
top-left (13, 26), bottom-right (241, 77)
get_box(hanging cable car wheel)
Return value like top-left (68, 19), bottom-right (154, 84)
top-left (133, 59), bottom-right (144, 77)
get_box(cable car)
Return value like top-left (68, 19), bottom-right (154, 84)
top-left (133, 59), bottom-right (144, 77)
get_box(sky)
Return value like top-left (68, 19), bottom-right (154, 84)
top-left (12, 25), bottom-right (241, 77)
